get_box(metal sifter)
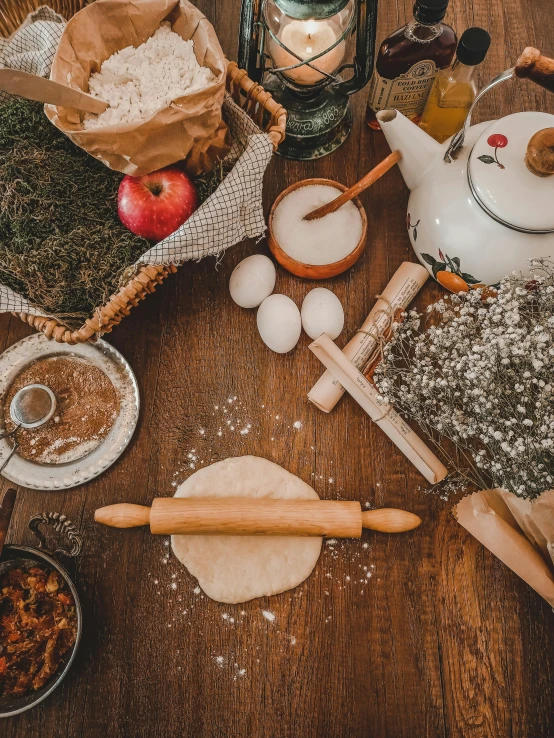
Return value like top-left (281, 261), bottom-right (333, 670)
top-left (0, 384), bottom-right (57, 473)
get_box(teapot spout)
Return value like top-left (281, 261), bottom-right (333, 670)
top-left (376, 109), bottom-right (441, 190)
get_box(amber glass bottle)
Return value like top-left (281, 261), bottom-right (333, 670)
top-left (419, 27), bottom-right (491, 143)
top-left (365, 0), bottom-right (457, 130)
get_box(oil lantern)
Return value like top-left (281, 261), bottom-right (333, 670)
top-left (239, 0), bottom-right (378, 159)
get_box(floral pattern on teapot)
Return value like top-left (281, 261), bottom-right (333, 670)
top-left (477, 134), bottom-right (509, 169)
top-left (406, 213), bottom-right (420, 240)
top-left (420, 247), bottom-right (482, 293)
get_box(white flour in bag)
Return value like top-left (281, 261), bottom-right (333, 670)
top-left (84, 23), bottom-right (216, 129)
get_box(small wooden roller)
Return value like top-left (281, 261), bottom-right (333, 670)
top-left (94, 498), bottom-right (422, 537)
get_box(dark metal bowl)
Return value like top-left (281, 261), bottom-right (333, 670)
top-left (0, 513), bottom-right (83, 718)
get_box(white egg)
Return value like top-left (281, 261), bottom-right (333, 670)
top-left (301, 288), bottom-right (344, 340)
top-left (257, 294), bottom-right (302, 353)
top-left (229, 254), bottom-right (276, 308)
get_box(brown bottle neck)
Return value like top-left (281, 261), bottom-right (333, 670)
top-left (404, 18), bottom-right (444, 44)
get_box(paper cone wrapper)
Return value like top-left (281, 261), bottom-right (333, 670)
top-left (45, 0), bottom-right (228, 176)
top-left (454, 489), bottom-right (554, 607)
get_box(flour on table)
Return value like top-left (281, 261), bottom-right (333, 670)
top-left (171, 456), bottom-right (322, 604)
top-left (84, 23), bottom-right (216, 129)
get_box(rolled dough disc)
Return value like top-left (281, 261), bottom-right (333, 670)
top-left (171, 456), bottom-right (322, 604)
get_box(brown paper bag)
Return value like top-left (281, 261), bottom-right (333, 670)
top-left (454, 489), bottom-right (554, 607)
top-left (45, 0), bottom-right (228, 176)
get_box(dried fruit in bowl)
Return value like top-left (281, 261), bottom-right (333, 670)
top-left (0, 565), bottom-right (77, 698)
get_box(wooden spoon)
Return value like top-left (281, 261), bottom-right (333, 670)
top-left (303, 150), bottom-right (401, 221)
top-left (95, 498), bottom-right (422, 537)
top-left (0, 69), bottom-right (108, 115)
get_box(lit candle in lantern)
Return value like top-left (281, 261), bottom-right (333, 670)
top-left (269, 19), bottom-right (346, 85)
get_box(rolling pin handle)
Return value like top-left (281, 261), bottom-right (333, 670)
top-left (361, 508), bottom-right (421, 533)
top-left (94, 503), bottom-right (151, 528)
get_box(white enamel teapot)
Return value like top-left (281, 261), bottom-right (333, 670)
top-left (377, 48), bottom-right (554, 290)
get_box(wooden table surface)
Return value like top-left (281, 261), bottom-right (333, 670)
top-left (1, 1), bottom-right (554, 736)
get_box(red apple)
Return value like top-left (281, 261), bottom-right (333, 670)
top-left (118, 167), bottom-right (198, 242)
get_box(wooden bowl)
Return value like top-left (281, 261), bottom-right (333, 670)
top-left (268, 178), bottom-right (368, 279)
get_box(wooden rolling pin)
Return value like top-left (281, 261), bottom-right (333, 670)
top-left (94, 499), bottom-right (421, 537)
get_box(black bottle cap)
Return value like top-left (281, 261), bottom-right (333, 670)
top-left (456, 27), bottom-right (491, 65)
top-left (413, 0), bottom-right (450, 25)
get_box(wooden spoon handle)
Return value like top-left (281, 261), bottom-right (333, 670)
top-left (95, 499), bottom-right (421, 537)
top-left (304, 150), bottom-right (401, 221)
top-left (0, 488), bottom-right (16, 557)
top-left (0, 69), bottom-right (108, 114)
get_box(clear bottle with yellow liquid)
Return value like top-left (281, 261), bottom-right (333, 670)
top-left (419, 27), bottom-right (491, 143)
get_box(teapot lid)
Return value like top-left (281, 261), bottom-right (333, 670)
top-left (468, 111), bottom-right (554, 233)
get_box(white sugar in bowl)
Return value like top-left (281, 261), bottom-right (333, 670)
top-left (229, 254), bottom-right (277, 308)
top-left (301, 288), bottom-right (344, 340)
top-left (257, 295), bottom-right (301, 353)
top-left (268, 178), bottom-right (367, 280)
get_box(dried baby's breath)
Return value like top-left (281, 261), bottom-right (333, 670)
top-left (374, 259), bottom-right (554, 499)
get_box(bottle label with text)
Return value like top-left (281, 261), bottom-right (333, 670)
top-left (367, 60), bottom-right (438, 119)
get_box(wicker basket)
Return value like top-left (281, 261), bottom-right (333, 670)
top-left (0, 1), bottom-right (286, 344)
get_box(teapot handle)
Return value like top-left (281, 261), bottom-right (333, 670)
top-left (515, 48), bottom-right (554, 94)
top-left (444, 66), bottom-right (515, 163)
top-left (445, 48), bottom-right (554, 164)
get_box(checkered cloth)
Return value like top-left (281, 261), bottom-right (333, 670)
top-left (0, 6), bottom-right (65, 101)
top-left (0, 7), bottom-right (274, 321)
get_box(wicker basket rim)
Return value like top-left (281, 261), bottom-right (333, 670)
top-left (0, 1), bottom-right (286, 344)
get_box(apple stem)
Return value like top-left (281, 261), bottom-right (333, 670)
top-left (147, 182), bottom-right (163, 197)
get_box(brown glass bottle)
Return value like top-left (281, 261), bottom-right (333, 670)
top-left (365, 0), bottom-right (457, 130)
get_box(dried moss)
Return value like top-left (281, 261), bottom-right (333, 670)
top-left (194, 158), bottom-right (234, 204)
top-left (0, 98), bottom-right (149, 329)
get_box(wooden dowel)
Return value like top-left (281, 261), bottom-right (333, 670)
top-left (303, 151), bottom-right (401, 221)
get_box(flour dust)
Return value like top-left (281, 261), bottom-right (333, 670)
top-left (150, 393), bottom-right (377, 683)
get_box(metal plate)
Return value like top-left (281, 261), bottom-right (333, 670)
top-left (0, 335), bottom-right (139, 490)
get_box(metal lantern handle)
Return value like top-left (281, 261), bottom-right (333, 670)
top-left (337, 0), bottom-right (378, 96)
top-left (238, 0), bottom-right (262, 81)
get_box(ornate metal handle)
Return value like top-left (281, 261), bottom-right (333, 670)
top-left (28, 512), bottom-right (83, 558)
top-left (337, 0), bottom-right (378, 96)
top-left (444, 66), bottom-right (515, 163)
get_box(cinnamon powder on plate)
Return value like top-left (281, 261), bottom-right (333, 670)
top-left (3, 356), bottom-right (119, 464)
